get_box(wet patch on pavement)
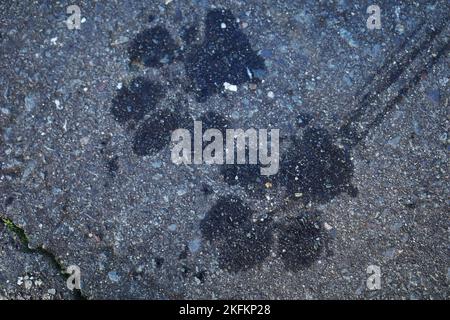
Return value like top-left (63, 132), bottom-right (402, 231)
top-left (128, 26), bottom-right (179, 68)
top-left (277, 211), bottom-right (325, 271)
top-left (200, 196), bottom-right (273, 272)
top-left (184, 9), bottom-right (266, 102)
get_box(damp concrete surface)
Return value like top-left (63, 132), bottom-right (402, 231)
top-left (0, 0), bottom-right (449, 299)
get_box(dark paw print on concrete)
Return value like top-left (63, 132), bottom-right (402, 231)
top-left (277, 211), bottom-right (324, 271)
top-left (110, 8), bottom-right (331, 273)
top-left (111, 77), bottom-right (166, 124)
top-left (281, 127), bottom-right (357, 204)
top-left (200, 197), bottom-right (327, 272)
top-left (183, 9), bottom-right (266, 102)
top-left (200, 197), bottom-right (273, 272)
top-left (111, 8), bottom-right (264, 156)
top-left (222, 123), bottom-right (357, 204)
top-left (111, 24), bottom-right (185, 156)
top-left (133, 109), bottom-right (189, 156)
top-left (128, 26), bottom-right (179, 68)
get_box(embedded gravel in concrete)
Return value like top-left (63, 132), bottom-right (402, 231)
top-left (0, 0), bottom-right (448, 299)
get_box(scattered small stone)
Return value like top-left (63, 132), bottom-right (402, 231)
top-left (80, 136), bottom-right (90, 146)
top-left (47, 288), bottom-right (56, 295)
top-left (188, 238), bottom-right (201, 253)
top-left (34, 279), bottom-right (43, 287)
top-left (177, 187), bottom-right (187, 196)
top-left (390, 222), bottom-right (403, 232)
top-left (22, 160), bottom-right (37, 180)
top-left (383, 248), bottom-right (396, 259)
top-left (267, 91), bottom-right (275, 99)
top-left (438, 132), bottom-right (447, 144)
top-left (108, 271), bottom-right (120, 283)
top-left (151, 160), bottom-right (162, 168)
top-left (24, 279), bottom-right (33, 290)
top-left (54, 99), bottom-right (62, 110)
top-left (112, 36), bottom-right (129, 46)
top-left (25, 94), bottom-right (37, 112)
top-left (387, 136), bottom-right (401, 147)
top-left (221, 22), bottom-right (227, 29)
top-left (339, 28), bottom-right (358, 48)
top-left (324, 222), bottom-right (333, 231)
top-left (439, 77), bottom-right (448, 86)
top-left (224, 82), bottom-right (238, 92)
top-left (259, 49), bottom-right (273, 58)
top-left (395, 24), bottom-right (405, 34)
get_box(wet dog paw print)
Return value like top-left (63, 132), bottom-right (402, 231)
top-left (200, 196), bottom-right (328, 272)
top-left (109, 8), bottom-right (329, 273)
top-left (281, 127), bottom-right (358, 204)
top-left (277, 211), bottom-right (325, 271)
top-left (183, 9), bottom-right (266, 102)
top-left (200, 196), bottom-right (273, 272)
top-left (111, 76), bottom-right (166, 124)
top-left (111, 24), bottom-right (187, 156)
top-left (128, 26), bottom-right (179, 68)
top-left (111, 8), bottom-right (266, 157)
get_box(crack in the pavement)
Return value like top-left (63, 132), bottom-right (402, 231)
top-left (0, 215), bottom-right (87, 300)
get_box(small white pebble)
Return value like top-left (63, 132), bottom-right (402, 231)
top-left (223, 82), bottom-right (238, 92)
top-left (267, 91), bottom-right (275, 99)
top-left (24, 280), bottom-right (33, 290)
top-left (54, 99), bottom-right (62, 109)
top-left (221, 23), bottom-right (227, 29)
top-left (81, 17), bottom-right (86, 23)
top-left (50, 37), bottom-right (58, 45)
top-left (324, 222), bottom-right (333, 231)
top-left (117, 82), bottom-right (123, 90)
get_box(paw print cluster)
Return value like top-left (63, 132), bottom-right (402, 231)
top-left (110, 8), bottom-right (356, 273)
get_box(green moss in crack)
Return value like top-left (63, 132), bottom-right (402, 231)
top-left (1, 217), bottom-right (30, 246)
top-left (0, 216), bottom-right (87, 300)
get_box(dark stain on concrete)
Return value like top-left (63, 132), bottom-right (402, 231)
top-left (277, 211), bottom-right (325, 271)
top-left (133, 109), bottom-right (186, 156)
top-left (184, 9), bottom-right (266, 102)
top-left (128, 26), bottom-right (179, 68)
top-left (111, 77), bottom-right (165, 124)
top-left (281, 127), bottom-right (357, 204)
top-left (200, 196), bottom-right (273, 272)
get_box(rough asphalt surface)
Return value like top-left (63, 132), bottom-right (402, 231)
top-left (0, 0), bottom-right (449, 299)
